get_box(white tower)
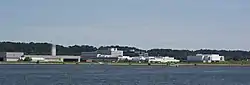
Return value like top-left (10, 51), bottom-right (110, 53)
top-left (52, 44), bottom-right (56, 57)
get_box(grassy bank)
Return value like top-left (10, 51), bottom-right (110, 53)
top-left (177, 61), bottom-right (250, 66)
top-left (0, 61), bottom-right (79, 65)
top-left (1, 61), bottom-right (250, 66)
top-left (105, 63), bottom-right (169, 66)
top-left (0, 62), bottom-right (171, 66)
top-left (180, 61), bottom-right (250, 64)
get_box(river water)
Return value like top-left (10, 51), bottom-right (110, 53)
top-left (0, 64), bottom-right (249, 85)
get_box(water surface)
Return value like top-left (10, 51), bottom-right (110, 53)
top-left (0, 65), bottom-right (249, 85)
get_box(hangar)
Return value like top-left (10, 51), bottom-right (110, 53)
top-left (0, 52), bottom-right (24, 61)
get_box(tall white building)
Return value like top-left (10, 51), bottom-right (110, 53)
top-left (187, 54), bottom-right (225, 63)
top-left (51, 44), bottom-right (56, 57)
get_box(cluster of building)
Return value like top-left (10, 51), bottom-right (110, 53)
top-left (81, 48), bottom-right (180, 63)
top-left (187, 54), bottom-right (225, 63)
top-left (0, 44), bottom-right (81, 62)
top-left (0, 44), bottom-right (225, 63)
top-left (0, 44), bottom-right (180, 63)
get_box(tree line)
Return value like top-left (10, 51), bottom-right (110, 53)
top-left (0, 42), bottom-right (250, 60)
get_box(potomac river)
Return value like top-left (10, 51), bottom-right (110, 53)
top-left (0, 64), bottom-right (249, 85)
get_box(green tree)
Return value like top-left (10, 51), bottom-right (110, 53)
top-left (24, 57), bottom-right (32, 61)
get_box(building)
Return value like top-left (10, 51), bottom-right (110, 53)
top-left (24, 55), bottom-right (62, 62)
top-left (24, 55), bottom-right (80, 62)
top-left (91, 57), bottom-right (119, 62)
top-left (0, 44), bottom-right (81, 62)
top-left (160, 57), bottom-right (180, 63)
top-left (147, 56), bottom-right (180, 63)
top-left (187, 54), bottom-right (225, 63)
top-left (59, 56), bottom-right (80, 62)
top-left (123, 56), bottom-right (180, 63)
top-left (139, 53), bottom-right (149, 57)
top-left (81, 48), bottom-right (123, 62)
top-left (51, 44), bottom-right (56, 57)
top-left (0, 52), bottom-right (24, 61)
top-left (118, 56), bottom-right (132, 61)
top-left (131, 57), bottom-right (146, 61)
top-left (81, 51), bottom-right (98, 61)
top-left (22, 44), bottom-right (80, 62)
top-left (97, 48), bottom-right (123, 57)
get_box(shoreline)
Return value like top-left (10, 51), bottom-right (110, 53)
top-left (178, 64), bottom-right (250, 67)
top-left (1, 62), bottom-right (250, 67)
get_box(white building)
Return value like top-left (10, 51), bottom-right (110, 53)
top-left (0, 44), bottom-right (81, 62)
top-left (59, 56), bottom-right (81, 62)
top-left (51, 44), bottom-right (56, 57)
top-left (187, 54), bottom-right (225, 63)
top-left (0, 52), bottom-right (24, 61)
top-left (81, 48), bottom-right (124, 61)
top-left (24, 55), bottom-right (81, 62)
top-left (147, 56), bottom-right (180, 63)
top-left (118, 56), bottom-right (132, 61)
top-left (131, 57), bottom-right (146, 61)
top-left (161, 57), bottom-right (180, 63)
top-left (23, 44), bottom-right (80, 62)
top-left (24, 55), bottom-right (62, 62)
top-left (97, 48), bottom-right (123, 57)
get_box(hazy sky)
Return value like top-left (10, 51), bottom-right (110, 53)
top-left (0, 0), bottom-right (250, 50)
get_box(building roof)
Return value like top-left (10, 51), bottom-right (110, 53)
top-left (25, 55), bottom-right (61, 58)
top-left (25, 55), bottom-right (80, 59)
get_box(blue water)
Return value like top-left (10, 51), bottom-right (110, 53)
top-left (0, 65), bottom-right (249, 85)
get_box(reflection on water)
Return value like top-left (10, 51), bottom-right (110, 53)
top-left (0, 65), bottom-right (250, 85)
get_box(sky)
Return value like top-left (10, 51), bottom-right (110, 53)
top-left (0, 0), bottom-right (250, 50)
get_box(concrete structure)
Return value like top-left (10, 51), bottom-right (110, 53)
top-left (121, 56), bottom-right (180, 63)
top-left (22, 43), bottom-right (81, 62)
top-left (81, 51), bottom-right (98, 61)
top-left (118, 56), bottom-right (132, 61)
top-left (0, 52), bottom-right (24, 61)
top-left (160, 57), bottom-right (180, 63)
top-left (51, 44), bottom-right (56, 57)
top-left (147, 56), bottom-right (180, 63)
top-left (97, 48), bottom-right (123, 57)
top-left (24, 55), bottom-right (62, 62)
top-left (0, 44), bottom-right (81, 62)
top-left (60, 56), bottom-right (80, 62)
top-left (187, 54), bottom-right (225, 63)
top-left (131, 57), bottom-right (146, 61)
top-left (81, 48), bottom-right (124, 61)
top-left (24, 55), bottom-right (80, 62)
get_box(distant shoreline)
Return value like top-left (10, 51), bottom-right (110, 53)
top-left (1, 62), bottom-right (250, 67)
top-left (177, 64), bottom-right (250, 67)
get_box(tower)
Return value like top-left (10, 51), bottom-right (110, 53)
top-left (51, 44), bottom-right (56, 57)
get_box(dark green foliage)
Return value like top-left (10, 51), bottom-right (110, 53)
top-left (98, 45), bottom-right (146, 57)
top-left (24, 57), bottom-right (32, 61)
top-left (36, 60), bottom-right (40, 64)
top-left (147, 49), bottom-right (250, 60)
top-left (0, 42), bottom-right (97, 56)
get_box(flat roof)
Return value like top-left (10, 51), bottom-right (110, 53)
top-left (25, 55), bottom-right (80, 59)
